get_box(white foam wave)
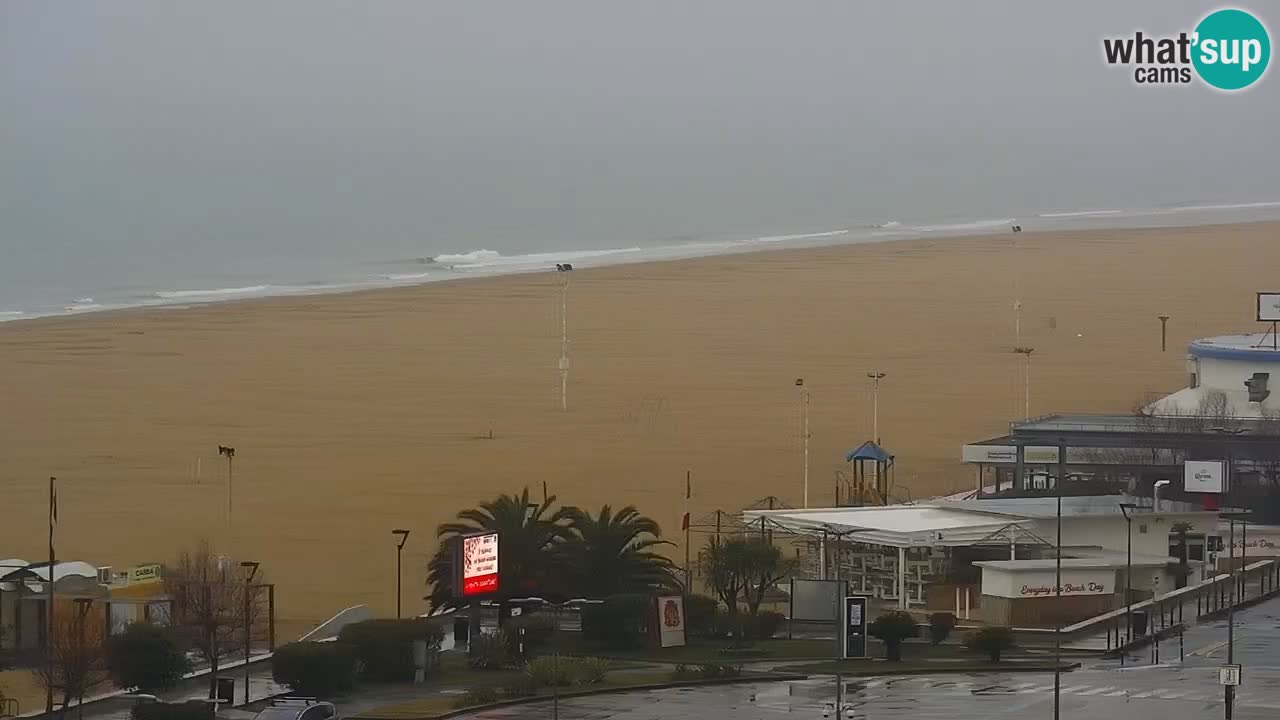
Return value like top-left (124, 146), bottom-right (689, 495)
top-left (872, 221), bottom-right (902, 229)
top-left (0, 310), bottom-right (24, 317)
top-left (64, 303), bottom-right (104, 312)
top-left (435, 246), bottom-right (643, 270)
top-left (1038, 210), bottom-right (1123, 218)
top-left (754, 229), bottom-right (849, 243)
top-left (1169, 201), bottom-right (1280, 212)
top-left (155, 285), bottom-right (270, 299)
top-left (73, 297), bottom-right (96, 304)
top-left (383, 272), bottom-right (432, 281)
top-left (915, 217), bottom-right (1017, 232)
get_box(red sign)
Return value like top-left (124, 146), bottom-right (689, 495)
top-left (460, 533), bottom-right (499, 597)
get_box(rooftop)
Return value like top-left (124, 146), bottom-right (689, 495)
top-left (1189, 333), bottom-right (1280, 361)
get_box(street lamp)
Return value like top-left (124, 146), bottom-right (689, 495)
top-left (508, 597), bottom-right (603, 720)
top-left (1221, 510), bottom-right (1251, 720)
top-left (797, 378), bottom-right (810, 507)
top-left (866, 372), bottom-right (886, 444)
top-left (1158, 315), bottom-right (1170, 352)
top-left (1153, 479), bottom-right (1170, 512)
top-left (392, 529), bottom-right (411, 618)
top-left (1118, 502), bottom-right (1139, 664)
top-left (240, 561), bottom-right (259, 704)
top-left (1012, 348), bottom-right (1034, 419)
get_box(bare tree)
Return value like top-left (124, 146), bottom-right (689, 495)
top-left (164, 541), bottom-right (265, 700)
top-left (32, 601), bottom-right (110, 718)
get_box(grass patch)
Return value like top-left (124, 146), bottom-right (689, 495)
top-left (562, 637), bottom-right (832, 664)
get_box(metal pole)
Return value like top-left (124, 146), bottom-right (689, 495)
top-left (46, 476), bottom-right (55, 717)
top-left (553, 603), bottom-right (560, 720)
top-left (1226, 519), bottom-right (1236, 720)
top-left (227, 454), bottom-right (233, 528)
top-left (803, 388), bottom-right (810, 508)
top-left (684, 470), bottom-right (692, 591)
top-left (872, 377), bottom-right (879, 445)
top-left (244, 582), bottom-right (251, 704)
top-left (396, 544), bottom-right (402, 619)
top-left (560, 274), bottom-right (569, 412)
top-left (1054, 445), bottom-right (1064, 720)
top-left (1159, 316), bottom-right (1169, 352)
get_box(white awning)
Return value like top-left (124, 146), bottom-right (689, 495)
top-left (742, 505), bottom-right (1033, 548)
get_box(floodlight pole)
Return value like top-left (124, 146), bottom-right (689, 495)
top-left (866, 372), bottom-right (886, 445)
top-left (1159, 315), bottom-right (1170, 352)
top-left (1013, 348), bottom-right (1034, 419)
top-left (558, 267), bottom-right (572, 412)
top-left (798, 378), bottom-right (810, 507)
top-left (1119, 502), bottom-right (1137, 664)
top-left (240, 561), bottom-right (259, 704)
top-left (218, 445), bottom-right (236, 527)
top-left (1227, 518), bottom-right (1235, 720)
top-left (1054, 444), bottom-right (1064, 720)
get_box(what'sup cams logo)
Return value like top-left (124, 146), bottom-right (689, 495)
top-left (1103, 8), bottom-right (1270, 90)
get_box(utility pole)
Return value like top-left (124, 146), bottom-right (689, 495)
top-left (240, 561), bottom-right (259, 704)
top-left (218, 445), bottom-right (236, 527)
top-left (46, 476), bottom-right (56, 716)
top-left (1013, 348), bottom-right (1034, 419)
top-left (797, 378), bottom-right (810, 507)
top-left (556, 265), bottom-right (573, 412)
top-left (866, 372), bottom-right (886, 444)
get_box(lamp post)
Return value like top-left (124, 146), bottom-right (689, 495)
top-left (1119, 502), bottom-right (1139, 665)
top-left (218, 445), bottom-right (236, 527)
top-left (1221, 511), bottom-right (1251, 720)
top-left (555, 264), bottom-right (573, 412)
top-left (392, 529), bottom-right (411, 618)
top-left (509, 597), bottom-right (602, 720)
top-left (1053, 443), bottom-right (1065, 720)
top-left (797, 378), bottom-right (810, 507)
top-left (1012, 348), bottom-right (1034, 419)
top-left (1158, 315), bottom-right (1170, 352)
top-left (240, 561), bottom-right (259, 704)
top-left (1153, 480), bottom-right (1170, 512)
top-left (866, 372), bottom-right (886, 444)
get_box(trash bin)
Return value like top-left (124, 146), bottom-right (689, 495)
top-left (1131, 609), bottom-right (1149, 637)
top-left (215, 677), bottom-right (236, 706)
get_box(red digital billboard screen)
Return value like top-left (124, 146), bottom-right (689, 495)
top-left (460, 532), bottom-right (499, 597)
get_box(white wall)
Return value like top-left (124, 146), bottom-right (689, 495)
top-left (1028, 514), bottom-right (1216, 559)
top-left (981, 567), bottom-right (1116, 599)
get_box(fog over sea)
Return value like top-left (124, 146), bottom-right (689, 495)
top-left (3, 1), bottom-right (1279, 321)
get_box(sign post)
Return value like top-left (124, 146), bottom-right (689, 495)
top-left (656, 596), bottom-right (686, 648)
top-left (843, 596), bottom-right (868, 659)
top-left (1219, 664), bottom-right (1242, 686)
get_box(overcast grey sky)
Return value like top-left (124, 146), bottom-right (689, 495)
top-left (1, 1), bottom-right (1278, 306)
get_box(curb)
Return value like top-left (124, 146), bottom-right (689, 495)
top-left (772, 662), bottom-right (1081, 677)
top-left (351, 673), bottom-right (807, 720)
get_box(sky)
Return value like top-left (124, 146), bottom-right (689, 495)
top-left (1, 1), bottom-right (1278, 304)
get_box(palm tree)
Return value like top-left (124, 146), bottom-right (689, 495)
top-left (426, 488), bottom-right (577, 610)
top-left (563, 505), bottom-right (679, 597)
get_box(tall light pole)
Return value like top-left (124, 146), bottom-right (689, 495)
top-left (555, 264), bottom-right (573, 412)
top-left (1119, 502), bottom-right (1138, 665)
top-left (46, 476), bottom-right (56, 716)
top-left (239, 561), bottom-right (259, 704)
top-left (1012, 348), bottom-right (1034, 419)
top-left (1221, 511), bottom-right (1250, 720)
top-left (866, 372), bottom-right (886, 444)
top-left (392, 529), bottom-right (411, 618)
top-left (1153, 479), bottom-right (1170, 511)
top-left (797, 378), bottom-right (810, 508)
top-left (218, 445), bottom-right (236, 527)
top-left (1158, 315), bottom-right (1170, 352)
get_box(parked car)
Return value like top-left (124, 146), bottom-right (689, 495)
top-left (253, 698), bottom-right (338, 720)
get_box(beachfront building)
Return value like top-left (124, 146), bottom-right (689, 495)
top-left (0, 559), bottom-right (170, 656)
top-left (744, 495), bottom-right (1219, 626)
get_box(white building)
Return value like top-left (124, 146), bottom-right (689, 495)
top-left (1148, 333), bottom-right (1280, 418)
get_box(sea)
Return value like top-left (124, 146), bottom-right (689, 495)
top-left (2, 200), bottom-right (1279, 323)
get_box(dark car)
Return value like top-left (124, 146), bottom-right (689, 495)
top-left (252, 698), bottom-right (338, 720)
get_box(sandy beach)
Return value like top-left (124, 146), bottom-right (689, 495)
top-left (1, 221), bottom-right (1276, 631)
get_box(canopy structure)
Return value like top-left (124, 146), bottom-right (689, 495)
top-left (742, 505), bottom-right (1031, 548)
top-left (845, 441), bottom-right (893, 463)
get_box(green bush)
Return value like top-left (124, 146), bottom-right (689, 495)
top-left (271, 641), bottom-right (357, 697)
top-left (684, 595), bottom-right (720, 638)
top-left (502, 613), bottom-right (556, 659)
top-left (752, 610), bottom-right (785, 640)
top-left (501, 676), bottom-right (536, 698)
top-left (467, 631), bottom-right (513, 670)
top-left (965, 626), bottom-right (1016, 662)
top-left (672, 663), bottom-right (695, 681)
top-left (336, 618), bottom-right (444, 682)
top-left (697, 663), bottom-right (723, 679)
top-left (581, 594), bottom-right (651, 650)
top-left (107, 623), bottom-right (191, 693)
top-left (452, 687), bottom-right (498, 709)
top-left (131, 700), bottom-right (212, 720)
top-left (572, 656), bottom-right (611, 685)
top-left (928, 612), bottom-right (957, 645)
top-left (523, 656), bottom-right (610, 687)
top-left (867, 611), bottom-right (919, 662)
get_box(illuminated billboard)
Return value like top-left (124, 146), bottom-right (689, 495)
top-left (459, 532), bottom-right (499, 597)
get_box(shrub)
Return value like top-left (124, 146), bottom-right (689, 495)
top-left (581, 594), bottom-right (651, 650)
top-left (965, 626), bottom-right (1016, 662)
top-left (752, 610), bottom-right (785, 640)
top-left (107, 623), bottom-right (192, 693)
top-left (452, 687), bottom-right (498, 709)
top-left (337, 619), bottom-right (444, 682)
top-left (572, 656), bottom-right (610, 685)
top-left (684, 595), bottom-right (720, 638)
top-left (928, 612), bottom-right (957, 645)
top-left (466, 631), bottom-right (512, 670)
top-left (523, 656), bottom-right (610, 687)
top-left (502, 613), bottom-right (556, 659)
top-left (697, 663), bottom-right (723, 679)
top-left (271, 641), bottom-right (357, 697)
top-left (132, 700), bottom-right (212, 720)
top-left (867, 611), bottom-right (919, 662)
top-left (501, 676), bottom-right (536, 698)
top-left (672, 663), bottom-right (695, 681)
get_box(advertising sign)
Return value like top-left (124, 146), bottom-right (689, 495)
top-left (656, 596), bottom-right (686, 648)
top-left (981, 568), bottom-right (1115, 599)
top-left (127, 564), bottom-right (162, 584)
top-left (843, 596), bottom-right (868, 659)
top-left (459, 532), bottom-right (499, 597)
top-left (1258, 293), bottom-right (1280, 322)
top-left (1185, 460), bottom-right (1226, 494)
top-left (961, 445), bottom-right (1060, 464)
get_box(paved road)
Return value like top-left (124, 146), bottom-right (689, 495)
top-left (459, 596), bottom-right (1280, 719)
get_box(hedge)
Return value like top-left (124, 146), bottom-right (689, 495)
top-left (131, 701), bottom-right (212, 720)
top-left (336, 618), bottom-right (444, 682)
top-left (271, 641), bottom-right (358, 697)
top-left (580, 594), bottom-right (651, 650)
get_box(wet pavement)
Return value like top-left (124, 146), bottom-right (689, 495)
top-left (459, 595), bottom-right (1280, 719)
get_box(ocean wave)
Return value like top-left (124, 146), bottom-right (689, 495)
top-left (915, 217), bottom-right (1017, 232)
top-left (64, 303), bottom-right (104, 312)
top-left (72, 297), bottom-right (96, 304)
top-left (753, 229), bottom-right (849, 243)
top-left (871, 221), bottom-right (902, 229)
top-left (434, 246), bottom-right (643, 270)
top-left (155, 285), bottom-right (270, 299)
top-left (1167, 200), bottom-right (1280, 213)
top-left (383, 272), bottom-right (432, 281)
top-left (1038, 210), bottom-right (1123, 218)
